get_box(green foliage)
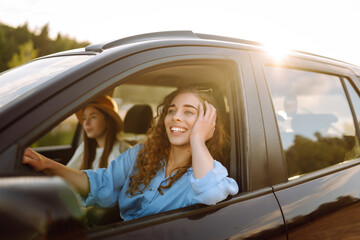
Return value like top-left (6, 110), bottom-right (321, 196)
top-left (8, 40), bottom-right (38, 68)
top-left (286, 133), bottom-right (360, 177)
top-left (30, 130), bottom-right (74, 148)
top-left (0, 21), bottom-right (90, 72)
top-left (30, 115), bottom-right (78, 148)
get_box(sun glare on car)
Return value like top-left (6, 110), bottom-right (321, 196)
top-left (264, 41), bottom-right (292, 63)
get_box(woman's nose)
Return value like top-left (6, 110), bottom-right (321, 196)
top-left (84, 118), bottom-right (90, 125)
top-left (172, 111), bottom-right (182, 121)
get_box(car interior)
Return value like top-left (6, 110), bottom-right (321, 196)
top-left (30, 59), bottom-right (238, 227)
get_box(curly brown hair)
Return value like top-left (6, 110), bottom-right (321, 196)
top-left (127, 86), bottom-right (230, 196)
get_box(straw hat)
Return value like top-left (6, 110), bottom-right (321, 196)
top-left (76, 95), bottom-right (124, 133)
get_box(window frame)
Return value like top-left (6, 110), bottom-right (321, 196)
top-left (264, 66), bottom-right (360, 178)
top-left (342, 76), bottom-right (360, 140)
top-left (16, 46), bottom-right (256, 224)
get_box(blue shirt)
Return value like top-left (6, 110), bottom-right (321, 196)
top-left (82, 144), bottom-right (239, 221)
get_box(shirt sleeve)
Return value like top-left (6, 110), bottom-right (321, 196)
top-left (81, 144), bottom-right (141, 208)
top-left (190, 160), bottom-right (239, 205)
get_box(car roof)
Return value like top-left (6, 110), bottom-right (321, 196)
top-left (1, 31), bottom-right (359, 134)
top-left (39, 30), bottom-right (360, 74)
top-left (60, 31), bottom-right (360, 75)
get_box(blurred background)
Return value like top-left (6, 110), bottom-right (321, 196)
top-left (1, 0), bottom-right (360, 72)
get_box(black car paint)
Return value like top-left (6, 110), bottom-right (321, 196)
top-left (0, 31), bottom-right (359, 239)
top-left (0, 177), bottom-right (86, 239)
top-left (275, 161), bottom-right (360, 238)
top-left (89, 188), bottom-right (286, 240)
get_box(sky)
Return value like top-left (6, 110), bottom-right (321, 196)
top-left (1, 0), bottom-right (360, 66)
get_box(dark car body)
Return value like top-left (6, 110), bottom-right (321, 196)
top-left (1, 31), bottom-right (360, 239)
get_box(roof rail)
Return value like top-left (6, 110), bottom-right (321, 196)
top-left (85, 31), bottom-right (198, 52)
top-left (84, 31), bottom-right (359, 70)
top-left (196, 33), bottom-right (357, 66)
top-left (194, 33), bottom-right (264, 47)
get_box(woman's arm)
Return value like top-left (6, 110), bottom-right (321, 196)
top-left (191, 160), bottom-right (239, 205)
top-left (22, 148), bottom-right (90, 196)
top-left (190, 101), bottom-right (216, 179)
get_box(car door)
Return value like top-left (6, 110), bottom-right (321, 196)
top-left (251, 50), bottom-right (360, 239)
top-left (1, 40), bottom-right (286, 239)
top-left (74, 44), bottom-right (287, 239)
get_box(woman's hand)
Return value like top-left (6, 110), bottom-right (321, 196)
top-left (23, 147), bottom-right (90, 195)
top-left (23, 148), bottom-right (49, 172)
top-left (190, 101), bottom-right (216, 179)
top-left (190, 101), bottom-right (217, 144)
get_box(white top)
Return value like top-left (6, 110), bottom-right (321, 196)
top-left (66, 139), bottom-right (131, 170)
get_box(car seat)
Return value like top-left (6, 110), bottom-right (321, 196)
top-left (122, 104), bottom-right (153, 145)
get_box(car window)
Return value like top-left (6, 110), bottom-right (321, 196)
top-left (265, 66), bottom-right (360, 179)
top-left (25, 58), bottom-right (237, 228)
top-left (31, 114), bottom-right (78, 148)
top-left (97, 62), bottom-right (235, 223)
top-left (32, 85), bottom-right (175, 148)
top-left (113, 84), bottom-right (176, 145)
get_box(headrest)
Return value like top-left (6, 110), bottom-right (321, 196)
top-left (124, 104), bottom-right (153, 134)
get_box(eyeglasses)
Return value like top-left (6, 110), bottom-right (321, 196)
top-left (194, 86), bottom-right (215, 104)
top-left (177, 85), bottom-right (214, 102)
top-left (197, 86), bottom-right (213, 95)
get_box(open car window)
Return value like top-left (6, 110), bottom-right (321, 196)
top-left (27, 58), bottom-right (239, 228)
top-left (114, 84), bottom-right (176, 145)
top-left (31, 115), bottom-right (79, 148)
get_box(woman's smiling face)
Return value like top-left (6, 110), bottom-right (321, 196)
top-left (164, 93), bottom-right (201, 147)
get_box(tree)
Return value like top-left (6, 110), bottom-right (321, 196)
top-left (8, 40), bottom-right (38, 68)
top-left (0, 21), bottom-right (90, 72)
top-left (33, 23), bottom-right (50, 57)
top-left (285, 133), bottom-right (359, 177)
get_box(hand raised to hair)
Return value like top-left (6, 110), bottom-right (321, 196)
top-left (190, 101), bottom-right (217, 144)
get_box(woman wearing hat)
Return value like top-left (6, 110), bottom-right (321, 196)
top-left (67, 95), bottom-right (131, 170)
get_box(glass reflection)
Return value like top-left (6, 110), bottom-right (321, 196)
top-left (265, 66), bottom-right (360, 178)
top-left (0, 55), bottom-right (92, 108)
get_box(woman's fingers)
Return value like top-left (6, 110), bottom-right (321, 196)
top-left (204, 101), bottom-right (211, 117)
top-left (24, 148), bottom-right (35, 158)
top-left (23, 148), bottom-right (33, 162)
top-left (205, 102), bottom-right (216, 139)
top-left (22, 148), bottom-right (44, 171)
top-left (204, 101), bottom-right (217, 125)
top-left (198, 101), bottom-right (204, 118)
top-left (191, 101), bottom-right (217, 143)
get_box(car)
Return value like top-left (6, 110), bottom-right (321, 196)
top-left (1, 31), bottom-right (360, 239)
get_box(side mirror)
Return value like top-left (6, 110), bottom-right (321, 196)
top-left (0, 176), bottom-right (87, 239)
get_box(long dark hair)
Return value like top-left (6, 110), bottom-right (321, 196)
top-left (127, 86), bottom-right (230, 196)
top-left (80, 108), bottom-right (117, 170)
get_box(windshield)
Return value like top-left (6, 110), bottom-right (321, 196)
top-left (0, 55), bottom-right (93, 108)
